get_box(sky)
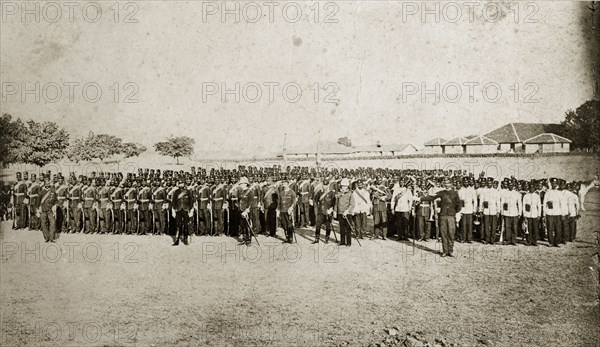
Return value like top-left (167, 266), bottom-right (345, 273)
top-left (1, 1), bottom-right (597, 156)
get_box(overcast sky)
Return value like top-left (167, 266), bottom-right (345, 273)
top-left (1, 1), bottom-right (597, 154)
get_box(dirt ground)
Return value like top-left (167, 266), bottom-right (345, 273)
top-left (1, 192), bottom-right (599, 347)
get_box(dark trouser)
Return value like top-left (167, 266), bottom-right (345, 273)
top-left (395, 211), bottom-right (410, 240)
top-left (199, 208), bottom-right (210, 235)
top-left (460, 214), bottom-right (473, 242)
top-left (526, 217), bottom-right (539, 245)
top-left (188, 210), bottom-right (198, 236)
top-left (266, 208), bottom-right (277, 236)
top-left (155, 209), bottom-right (166, 234)
top-left (562, 217), bottom-right (571, 243)
top-left (30, 205), bottom-right (40, 229)
top-left (504, 216), bottom-right (518, 244)
top-left (59, 203), bottom-right (69, 232)
top-left (213, 208), bottom-right (224, 235)
top-left (250, 207), bottom-right (260, 234)
top-left (84, 207), bottom-right (97, 233)
top-left (373, 210), bottom-right (387, 239)
top-left (416, 215), bottom-right (431, 240)
top-left (339, 216), bottom-right (352, 246)
top-left (280, 212), bottom-right (294, 242)
top-left (112, 209), bottom-right (123, 233)
top-left (546, 215), bottom-right (561, 246)
top-left (240, 214), bottom-right (252, 243)
top-left (126, 209), bottom-right (137, 234)
top-left (15, 203), bottom-right (26, 228)
top-left (259, 209), bottom-right (266, 234)
top-left (568, 217), bottom-right (577, 242)
top-left (175, 210), bottom-right (189, 243)
top-left (229, 210), bottom-right (240, 237)
top-left (40, 210), bottom-right (56, 241)
top-left (439, 215), bottom-right (456, 255)
top-left (353, 212), bottom-right (367, 238)
top-left (309, 204), bottom-right (316, 226)
top-left (483, 214), bottom-right (497, 243)
top-left (299, 202), bottom-right (310, 226)
top-left (71, 205), bottom-right (82, 232)
top-left (101, 208), bottom-right (113, 233)
top-left (140, 209), bottom-right (152, 234)
top-left (315, 213), bottom-right (332, 240)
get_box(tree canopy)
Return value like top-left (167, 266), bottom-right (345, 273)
top-left (561, 99), bottom-right (600, 151)
top-left (154, 136), bottom-right (195, 164)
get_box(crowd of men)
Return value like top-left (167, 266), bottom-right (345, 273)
top-left (7, 165), bottom-right (598, 256)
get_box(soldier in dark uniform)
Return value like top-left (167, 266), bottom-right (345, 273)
top-left (336, 178), bottom-right (355, 246)
top-left (124, 180), bottom-right (138, 234)
top-left (69, 176), bottom-right (83, 232)
top-left (38, 175), bottom-right (58, 242)
top-left (138, 179), bottom-right (153, 235)
top-left (212, 177), bottom-right (227, 235)
top-left (111, 179), bottom-right (125, 234)
top-left (248, 176), bottom-right (261, 235)
top-left (312, 177), bottom-right (336, 243)
top-left (171, 179), bottom-right (193, 246)
top-left (237, 177), bottom-right (253, 244)
top-left (56, 176), bottom-right (69, 233)
top-left (298, 175), bottom-right (311, 228)
top-left (262, 176), bottom-right (279, 237)
top-left (279, 179), bottom-right (297, 243)
top-left (152, 180), bottom-right (167, 235)
top-left (82, 178), bottom-right (99, 233)
top-left (28, 174), bottom-right (41, 230)
top-left (371, 178), bottom-right (390, 240)
top-left (98, 179), bottom-right (112, 233)
top-left (13, 172), bottom-right (28, 229)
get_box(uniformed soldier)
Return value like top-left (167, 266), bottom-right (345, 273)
top-left (212, 177), bottom-right (227, 235)
top-left (124, 180), bottom-right (138, 234)
top-left (171, 179), bottom-right (193, 246)
top-left (111, 180), bottom-right (125, 234)
top-left (56, 176), bottom-right (69, 233)
top-left (371, 178), bottom-right (390, 240)
top-left (522, 181), bottom-right (541, 246)
top-left (352, 179), bottom-right (371, 239)
top-left (82, 178), bottom-right (99, 233)
top-left (312, 176), bottom-right (336, 243)
top-left (262, 176), bottom-right (280, 237)
top-left (298, 175), bottom-right (311, 228)
top-left (152, 180), bottom-right (167, 235)
top-left (13, 172), bottom-right (28, 229)
top-left (98, 179), bottom-right (112, 233)
top-left (480, 178), bottom-right (500, 244)
top-left (564, 182), bottom-right (580, 242)
top-left (420, 178), bottom-right (462, 257)
top-left (38, 175), bottom-right (58, 242)
top-left (28, 174), bottom-right (41, 230)
top-left (279, 179), bottom-right (297, 243)
top-left (237, 177), bottom-right (253, 244)
top-left (543, 178), bottom-right (562, 247)
top-left (500, 181), bottom-right (522, 245)
top-left (138, 179), bottom-right (153, 235)
top-left (336, 178), bottom-right (355, 246)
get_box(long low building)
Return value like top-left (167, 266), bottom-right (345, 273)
top-left (424, 122), bottom-right (571, 154)
top-left (283, 142), bottom-right (418, 160)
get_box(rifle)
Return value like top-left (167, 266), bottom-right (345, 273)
top-left (151, 209), bottom-right (155, 235)
top-left (111, 206), bottom-right (115, 234)
top-left (27, 204), bottom-right (31, 229)
top-left (209, 206), bottom-right (214, 236)
top-left (195, 206), bottom-right (199, 236)
top-left (65, 201), bottom-right (70, 232)
top-left (123, 207), bottom-right (128, 234)
top-left (343, 214), bottom-right (361, 247)
top-left (12, 204), bottom-right (16, 229)
top-left (499, 215), bottom-right (504, 243)
top-left (136, 209), bottom-right (140, 234)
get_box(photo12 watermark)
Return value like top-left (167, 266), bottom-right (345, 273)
top-left (1, 1), bottom-right (140, 24)
top-left (1, 82), bottom-right (140, 104)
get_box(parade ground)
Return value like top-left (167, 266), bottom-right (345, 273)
top-left (1, 190), bottom-right (598, 347)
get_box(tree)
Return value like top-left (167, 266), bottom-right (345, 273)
top-left (154, 136), bottom-right (195, 164)
top-left (122, 142), bottom-right (147, 158)
top-left (67, 133), bottom-right (131, 162)
top-left (337, 136), bottom-right (352, 147)
top-left (561, 99), bottom-right (600, 151)
top-left (24, 120), bottom-right (70, 167)
top-left (94, 134), bottom-right (123, 159)
top-left (0, 113), bottom-right (29, 166)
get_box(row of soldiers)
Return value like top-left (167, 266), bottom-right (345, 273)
top-left (8, 166), bottom-right (597, 250)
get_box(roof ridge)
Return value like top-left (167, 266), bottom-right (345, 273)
top-left (510, 123), bottom-right (521, 143)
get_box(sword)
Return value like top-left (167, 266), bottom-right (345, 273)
top-left (136, 209), bottom-right (140, 234)
top-left (152, 209), bottom-right (156, 235)
top-left (110, 207), bottom-right (115, 234)
top-left (124, 207), bottom-right (128, 234)
top-left (79, 205), bottom-right (85, 233)
top-left (343, 214), bottom-right (361, 246)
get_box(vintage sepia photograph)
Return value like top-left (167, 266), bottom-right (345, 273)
top-left (1, 0), bottom-right (600, 346)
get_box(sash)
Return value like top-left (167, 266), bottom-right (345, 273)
top-left (41, 190), bottom-right (52, 204)
top-left (355, 189), bottom-right (369, 204)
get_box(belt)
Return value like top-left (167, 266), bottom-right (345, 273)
top-left (301, 192), bottom-right (309, 195)
top-left (154, 199), bottom-right (163, 203)
top-left (100, 198), bottom-right (109, 200)
top-left (214, 198), bottom-right (223, 201)
top-left (70, 197), bottom-right (80, 200)
top-left (29, 194), bottom-right (39, 197)
top-left (200, 198), bottom-right (209, 201)
top-left (230, 197), bottom-right (238, 200)
top-left (15, 193), bottom-right (25, 196)
top-left (139, 199), bottom-right (150, 202)
top-left (111, 200), bottom-right (122, 203)
top-left (84, 198), bottom-right (95, 200)
top-left (126, 199), bottom-right (136, 202)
